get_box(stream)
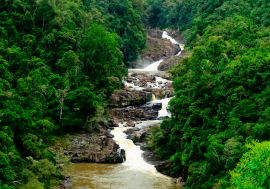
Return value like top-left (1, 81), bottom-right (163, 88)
top-left (66, 31), bottom-right (183, 189)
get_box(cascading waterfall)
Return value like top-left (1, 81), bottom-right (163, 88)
top-left (111, 126), bottom-right (157, 173)
top-left (143, 31), bottom-right (185, 71)
top-left (152, 94), bottom-right (156, 101)
top-left (67, 31), bottom-right (182, 189)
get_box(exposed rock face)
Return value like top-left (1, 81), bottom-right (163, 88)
top-left (158, 56), bottom-right (183, 71)
top-left (65, 136), bottom-right (126, 163)
top-left (108, 90), bottom-right (149, 107)
top-left (169, 30), bottom-right (186, 44)
top-left (158, 49), bottom-right (189, 71)
top-left (155, 160), bottom-right (188, 179)
top-left (155, 160), bottom-right (180, 178)
top-left (109, 107), bottom-right (159, 121)
top-left (50, 123), bottom-right (126, 164)
top-left (147, 29), bottom-right (163, 39)
top-left (140, 36), bottom-right (181, 63)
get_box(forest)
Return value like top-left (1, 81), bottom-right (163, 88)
top-left (2, 0), bottom-right (270, 188)
top-left (0, 0), bottom-right (146, 188)
top-left (144, 0), bottom-right (270, 188)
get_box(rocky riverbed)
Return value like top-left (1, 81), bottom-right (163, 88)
top-left (56, 29), bottom-right (187, 189)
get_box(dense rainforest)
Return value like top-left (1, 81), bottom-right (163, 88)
top-left (2, 0), bottom-right (270, 188)
top-left (0, 0), bottom-right (146, 188)
top-left (145, 0), bottom-right (270, 188)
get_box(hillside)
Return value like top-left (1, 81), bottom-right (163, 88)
top-left (0, 0), bottom-right (146, 188)
top-left (144, 0), bottom-right (270, 188)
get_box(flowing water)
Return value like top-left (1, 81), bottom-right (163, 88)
top-left (66, 31), bottom-right (183, 189)
top-left (67, 122), bottom-right (181, 189)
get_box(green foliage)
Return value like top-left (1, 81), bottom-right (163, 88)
top-left (145, 0), bottom-right (270, 188)
top-left (0, 181), bottom-right (14, 189)
top-left (0, 0), bottom-right (144, 187)
top-left (106, 156), bottom-right (114, 163)
top-left (229, 141), bottom-right (270, 189)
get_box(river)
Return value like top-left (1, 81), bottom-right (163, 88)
top-left (66, 31), bottom-right (183, 189)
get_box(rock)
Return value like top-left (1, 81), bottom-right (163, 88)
top-left (131, 35), bottom-right (181, 68)
top-left (126, 121), bottom-right (135, 127)
top-left (142, 151), bottom-right (162, 165)
top-left (109, 119), bottom-right (119, 127)
top-left (152, 103), bottom-right (162, 110)
top-left (130, 72), bottom-right (138, 77)
top-left (109, 107), bottom-right (158, 121)
top-left (175, 177), bottom-right (184, 184)
top-left (166, 82), bottom-right (172, 87)
top-left (106, 129), bottom-right (114, 138)
top-left (147, 29), bottom-right (163, 39)
top-left (71, 157), bottom-right (84, 163)
top-left (155, 160), bottom-right (181, 178)
top-left (62, 177), bottom-right (72, 188)
top-left (158, 56), bottom-right (183, 71)
top-left (108, 90), bottom-right (149, 107)
top-left (158, 81), bottom-right (162, 84)
top-left (169, 30), bottom-right (186, 45)
top-left (60, 132), bottom-right (126, 164)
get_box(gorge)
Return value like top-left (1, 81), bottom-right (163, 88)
top-left (63, 31), bottom-right (185, 189)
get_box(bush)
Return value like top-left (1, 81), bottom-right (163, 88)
top-left (229, 141), bottom-right (270, 188)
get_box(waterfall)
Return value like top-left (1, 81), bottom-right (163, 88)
top-left (152, 94), bottom-right (156, 101)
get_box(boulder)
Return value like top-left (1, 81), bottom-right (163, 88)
top-left (147, 29), bottom-right (163, 39)
top-left (152, 103), bottom-right (162, 110)
top-left (126, 121), bottom-right (135, 127)
top-left (133, 36), bottom-right (181, 67)
top-left (175, 177), bottom-right (184, 184)
top-left (158, 56), bottom-right (183, 71)
top-left (108, 90), bottom-right (148, 107)
top-left (109, 119), bottom-right (119, 127)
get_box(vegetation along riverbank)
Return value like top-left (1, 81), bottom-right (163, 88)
top-left (1, 0), bottom-right (270, 188)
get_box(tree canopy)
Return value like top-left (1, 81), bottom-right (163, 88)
top-left (145, 0), bottom-right (270, 188)
top-left (0, 0), bottom-right (146, 187)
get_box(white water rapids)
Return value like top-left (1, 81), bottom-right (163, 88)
top-left (110, 31), bottom-right (181, 175)
top-left (67, 31), bottom-right (183, 189)
top-left (144, 31), bottom-right (185, 70)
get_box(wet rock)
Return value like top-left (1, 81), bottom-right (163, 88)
top-left (142, 151), bottom-right (162, 165)
top-left (126, 121), bottom-right (135, 127)
top-left (109, 119), bottom-right (119, 127)
top-left (158, 81), bottom-right (162, 84)
top-left (152, 103), bottom-right (162, 110)
top-left (71, 157), bottom-right (84, 163)
top-left (155, 160), bottom-right (181, 178)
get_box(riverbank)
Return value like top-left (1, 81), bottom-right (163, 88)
top-left (56, 29), bottom-right (187, 189)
